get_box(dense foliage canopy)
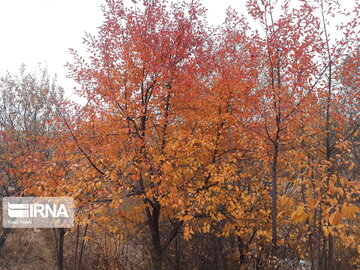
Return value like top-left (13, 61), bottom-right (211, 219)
top-left (1, 0), bottom-right (359, 269)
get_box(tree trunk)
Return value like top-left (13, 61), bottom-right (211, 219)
top-left (56, 228), bottom-right (65, 270)
top-left (0, 228), bottom-right (11, 248)
top-left (327, 235), bottom-right (334, 270)
top-left (271, 141), bottom-right (279, 260)
top-left (147, 202), bottom-right (162, 270)
top-left (78, 223), bottom-right (88, 270)
top-left (322, 5), bottom-right (334, 268)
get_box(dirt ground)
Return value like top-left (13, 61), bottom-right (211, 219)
top-left (0, 228), bottom-right (56, 270)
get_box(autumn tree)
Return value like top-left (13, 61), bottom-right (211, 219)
top-left (28, 1), bottom-right (211, 269)
top-left (243, 0), bottom-right (358, 268)
top-left (20, 0), bottom-right (359, 269)
top-left (0, 65), bottom-right (64, 248)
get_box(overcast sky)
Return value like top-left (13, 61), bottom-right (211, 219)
top-left (0, 0), bottom-right (353, 100)
top-left (0, 0), bottom-right (244, 99)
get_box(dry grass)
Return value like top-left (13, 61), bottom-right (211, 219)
top-left (0, 228), bottom-right (56, 270)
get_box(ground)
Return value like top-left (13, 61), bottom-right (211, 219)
top-left (0, 228), bottom-right (55, 270)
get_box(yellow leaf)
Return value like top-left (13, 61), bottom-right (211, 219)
top-left (307, 198), bottom-right (316, 211)
top-left (329, 211), bottom-right (340, 225)
top-left (291, 206), bottom-right (307, 222)
top-left (323, 226), bottom-right (329, 237)
top-left (281, 196), bottom-right (293, 207)
top-left (329, 180), bottom-right (336, 194)
top-left (341, 204), bottom-right (358, 219)
top-left (183, 225), bottom-right (194, 240)
top-left (348, 162), bottom-right (355, 170)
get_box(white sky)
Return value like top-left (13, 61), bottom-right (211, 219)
top-left (0, 0), bottom-right (354, 101)
top-left (0, 0), bottom-right (243, 100)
